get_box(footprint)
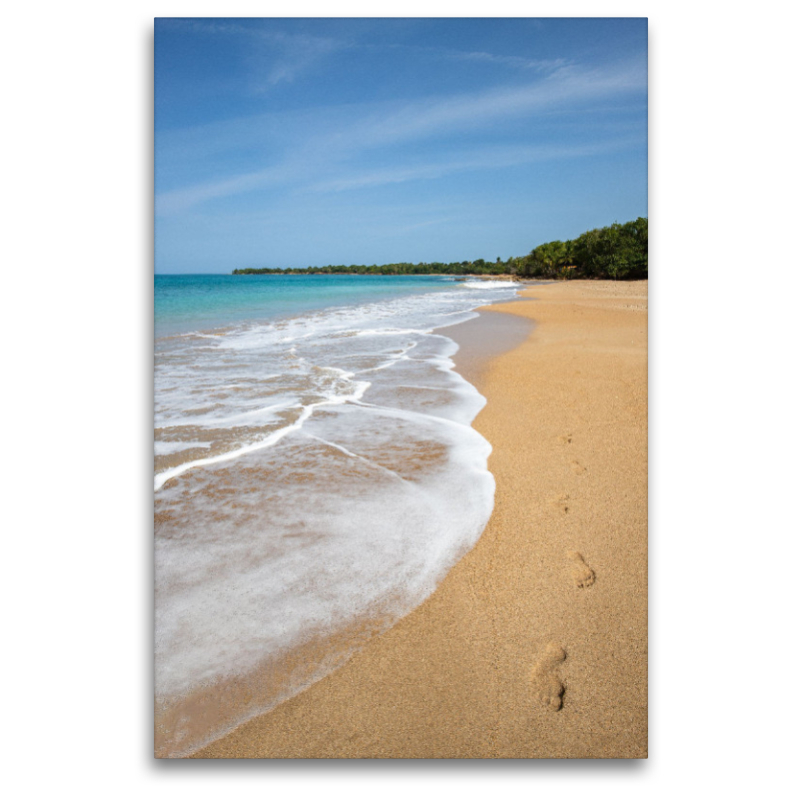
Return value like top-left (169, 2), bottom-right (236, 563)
top-left (567, 551), bottom-right (595, 588)
top-left (570, 460), bottom-right (587, 475)
top-left (550, 493), bottom-right (570, 514)
top-left (530, 643), bottom-right (566, 711)
top-left (558, 433), bottom-right (573, 445)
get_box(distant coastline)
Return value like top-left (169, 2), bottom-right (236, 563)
top-left (233, 217), bottom-right (647, 282)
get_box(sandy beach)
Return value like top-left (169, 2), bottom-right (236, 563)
top-left (193, 279), bottom-right (648, 759)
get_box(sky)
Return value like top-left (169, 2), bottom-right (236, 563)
top-left (155, 18), bottom-right (647, 273)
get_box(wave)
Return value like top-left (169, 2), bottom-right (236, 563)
top-left (154, 279), bottom-right (519, 755)
top-left (459, 279), bottom-right (521, 289)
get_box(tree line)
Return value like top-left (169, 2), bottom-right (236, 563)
top-left (234, 259), bottom-right (510, 276)
top-left (232, 217), bottom-right (647, 280)
top-left (514, 217), bottom-right (647, 280)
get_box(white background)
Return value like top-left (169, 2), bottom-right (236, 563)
top-left (2, 1), bottom-right (798, 797)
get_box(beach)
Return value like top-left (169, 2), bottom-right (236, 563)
top-left (192, 279), bottom-right (648, 759)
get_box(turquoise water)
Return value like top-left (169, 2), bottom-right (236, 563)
top-left (154, 271), bottom-right (522, 755)
top-left (155, 274), bottom-right (462, 337)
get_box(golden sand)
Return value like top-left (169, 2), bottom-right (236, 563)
top-left (192, 279), bottom-right (648, 759)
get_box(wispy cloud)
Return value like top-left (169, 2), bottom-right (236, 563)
top-left (246, 31), bottom-right (345, 90)
top-left (156, 164), bottom-right (296, 216)
top-left (306, 139), bottom-right (644, 194)
top-left (319, 60), bottom-right (645, 153)
top-left (368, 39), bottom-right (569, 75)
top-left (445, 50), bottom-right (568, 72)
top-left (162, 19), bottom-right (346, 89)
top-left (156, 58), bottom-right (646, 215)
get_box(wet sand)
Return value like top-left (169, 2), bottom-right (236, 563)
top-left (192, 279), bottom-right (648, 759)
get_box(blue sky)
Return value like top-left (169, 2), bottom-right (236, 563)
top-left (155, 18), bottom-right (647, 273)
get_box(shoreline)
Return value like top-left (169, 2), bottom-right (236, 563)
top-left (155, 279), bottom-right (522, 757)
top-left (191, 279), bottom-right (648, 758)
top-left (448, 305), bottom-right (535, 386)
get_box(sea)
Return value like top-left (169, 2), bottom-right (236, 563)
top-left (154, 273), bottom-right (522, 756)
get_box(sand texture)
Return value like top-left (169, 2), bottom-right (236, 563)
top-left (192, 279), bottom-right (648, 759)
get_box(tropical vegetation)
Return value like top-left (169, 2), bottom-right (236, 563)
top-left (233, 217), bottom-right (647, 280)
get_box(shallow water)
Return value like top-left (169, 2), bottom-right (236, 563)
top-left (154, 275), bottom-right (522, 755)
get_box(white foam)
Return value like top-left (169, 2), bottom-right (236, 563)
top-left (154, 440), bottom-right (212, 455)
top-left (460, 279), bottom-right (520, 289)
top-left (154, 277), bottom-right (520, 755)
top-left (155, 378), bottom-right (370, 490)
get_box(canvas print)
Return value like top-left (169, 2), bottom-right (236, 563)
top-left (154, 18), bottom-right (648, 758)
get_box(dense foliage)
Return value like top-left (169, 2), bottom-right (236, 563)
top-left (232, 217), bottom-right (647, 280)
top-left (515, 218), bottom-right (648, 280)
top-left (234, 258), bottom-right (509, 276)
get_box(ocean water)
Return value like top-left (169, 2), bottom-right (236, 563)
top-left (154, 274), bottom-right (521, 756)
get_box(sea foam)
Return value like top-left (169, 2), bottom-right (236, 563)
top-left (154, 279), bottom-right (519, 755)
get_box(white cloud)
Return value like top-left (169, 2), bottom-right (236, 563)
top-left (247, 31), bottom-right (345, 90)
top-left (162, 20), bottom-right (346, 89)
top-left (446, 50), bottom-right (569, 72)
top-left (306, 139), bottom-right (644, 194)
top-left (326, 60), bottom-right (645, 152)
top-left (156, 163), bottom-right (297, 216)
top-left (156, 58), bottom-right (646, 215)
